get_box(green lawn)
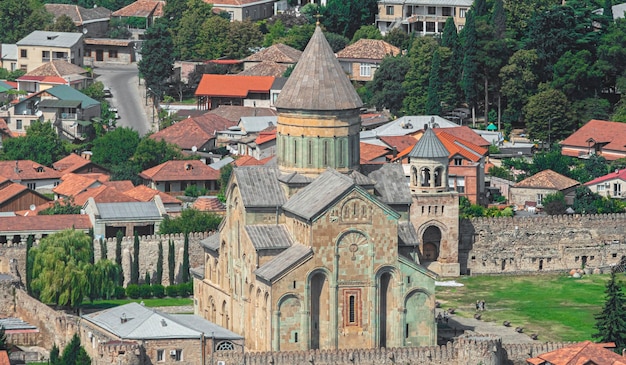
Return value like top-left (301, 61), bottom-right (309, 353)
top-left (81, 297), bottom-right (193, 310)
top-left (436, 273), bottom-right (614, 342)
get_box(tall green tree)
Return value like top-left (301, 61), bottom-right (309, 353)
top-left (138, 19), bottom-right (174, 99)
top-left (197, 15), bottom-right (231, 59)
top-left (50, 344), bottom-right (60, 365)
top-left (91, 127), bottom-right (140, 168)
top-left (182, 233), bottom-right (190, 283)
top-left (523, 88), bottom-right (572, 144)
top-left (383, 27), bottom-right (410, 50)
top-left (351, 25), bottom-right (382, 42)
top-left (133, 138), bottom-right (183, 171)
top-left (403, 37), bottom-right (439, 115)
top-left (155, 241), bottom-right (163, 285)
top-left (0, 0), bottom-right (53, 43)
top-left (26, 235), bottom-right (34, 295)
top-left (368, 56), bottom-right (411, 116)
top-left (0, 325), bottom-right (7, 351)
top-left (461, 10), bottom-right (479, 111)
top-left (172, 0), bottom-right (215, 59)
top-left (2, 121), bottom-right (66, 167)
top-left (99, 238), bottom-right (107, 260)
top-left (551, 50), bottom-right (603, 101)
top-left (224, 20), bottom-right (264, 59)
top-left (115, 230), bottom-right (123, 286)
top-left (426, 50), bottom-right (442, 115)
top-left (499, 49), bottom-right (540, 124)
top-left (593, 269), bottom-right (626, 353)
top-left (60, 333), bottom-right (91, 365)
top-left (321, 0), bottom-right (378, 40)
top-left (131, 232), bottom-right (140, 285)
top-left (168, 239), bottom-right (175, 284)
top-left (46, 14), bottom-right (77, 32)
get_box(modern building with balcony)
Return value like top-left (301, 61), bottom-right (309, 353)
top-left (376, 0), bottom-right (473, 36)
top-left (16, 31), bottom-right (84, 73)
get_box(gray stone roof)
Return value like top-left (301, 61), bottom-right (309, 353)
top-left (0, 317), bottom-right (37, 331)
top-left (96, 201), bottom-right (162, 220)
top-left (349, 170), bottom-right (375, 187)
top-left (278, 171), bottom-right (313, 185)
top-left (83, 302), bottom-right (241, 340)
top-left (17, 31), bottom-right (82, 48)
top-left (255, 244), bottom-right (313, 283)
top-left (233, 167), bottom-right (286, 208)
top-left (245, 224), bottom-right (293, 250)
top-left (274, 26), bottom-right (363, 111)
top-left (282, 169), bottom-right (354, 221)
top-left (408, 127), bottom-right (449, 159)
top-left (362, 164), bottom-right (412, 205)
top-left (200, 233), bottom-right (220, 252)
top-left (398, 221), bottom-right (419, 246)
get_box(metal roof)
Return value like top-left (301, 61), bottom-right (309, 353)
top-left (408, 127), bottom-right (449, 158)
top-left (83, 302), bottom-right (242, 340)
top-left (208, 156), bottom-right (234, 170)
top-left (17, 31), bottom-right (82, 48)
top-left (96, 201), bottom-right (162, 220)
top-left (39, 99), bottom-right (82, 108)
top-left (239, 116), bottom-right (277, 133)
top-left (1, 44), bottom-right (17, 60)
top-left (245, 224), bottom-right (293, 250)
top-left (255, 244), bottom-right (313, 283)
top-left (233, 167), bottom-right (286, 208)
top-left (362, 164), bottom-right (412, 205)
top-left (0, 317), bottom-right (37, 331)
top-left (274, 26), bottom-right (363, 111)
top-left (282, 169), bottom-right (354, 221)
top-left (200, 233), bottom-right (220, 252)
top-left (46, 85), bottom-right (100, 109)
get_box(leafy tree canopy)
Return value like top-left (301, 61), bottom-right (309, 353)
top-left (39, 199), bottom-right (82, 215)
top-left (351, 25), bottom-right (382, 43)
top-left (91, 127), bottom-right (140, 167)
top-left (159, 209), bottom-right (222, 234)
top-left (1, 121), bottom-right (67, 167)
top-left (0, 0), bottom-right (53, 43)
top-left (368, 55), bottom-right (411, 116)
top-left (132, 137), bottom-right (183, 171)
top-left (320, 0), bottom-right (378, 40)
top-left (138, 19), bottom-right (174, 97)
top-left (593, 269), bottom-right (626, 353)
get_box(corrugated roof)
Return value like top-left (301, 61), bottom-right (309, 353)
top-left (0, 317), bottom-right (37, 331)
top-left (39, 99), bottom-right (82, 108)
top-left (46, 85), bottom-right (99, 109)
top-left (239, 116), bottom-right (277, 133)
top-left (245, 224), bottom-right (293, 250)
top-left (274, 26), bottom-right (363, 111)
top-left (282, 169), bottom-right (354, 221)
top-left (408, 127), bottom-right (449, 158)
top-left (17, 31), bottom-right (82, 48)
top-left (233, 167), bottom-right (286, 208)
top-left (96, 201), bottom-right (162, 219)
top-left (362, 163), bottom-right (412, 205)
top-left (255, 244), bottom-right (313, 283)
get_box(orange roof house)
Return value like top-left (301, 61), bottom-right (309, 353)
top-left (0, 214), bottom-right (91, 238)
top-left (527, 341), bottom-right (626, 365)
top-left (53, 173), bottom-right (109, 199)
top-left (112, 0), bottom-right (164, 28)
top-left (561, 119), bottom-right (626, 161)
top-left (336, 39), bottom-right (401, 81)
top-left (0, 160), bottom-right (63, 192)
top-left (511, 169), bottom-right (581, 209)
top-left (124, 184), bottom-right (182, 214)
top-left (360, 142), bottom-right (391, 163)
top-left (139, 160), bottom-right (220, 194)
top-left (0, 178), bottom-right (51, 212)
top-left (150, 113), bottom-right (236, 153)
top-left (195, 74), bottom-right (275, 110)
top-left (53, 153), bottom-right (110, 175)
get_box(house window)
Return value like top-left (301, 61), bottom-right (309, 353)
top-left (16, 120), bottom-right (23, 130)
top-left (157, 350), bottom-right (164, 362)
top-left (343, 289), bottom-right (361, 326)
top-left (428, 6), bottom-right (436, 15)
top-left (386, 6), bottom-right (394, 15)
top-left (109, 50), bottom-right (118, 58)
top-left (228, 11), bottom-right (234, 21)
top-left (42, 50), bottom-right (50, 61)
top-left (614, 183), bottom-right (621, 197)
top-left (360, 63), bottom-right (372, 77)
top-left (20, 49), bottom-right (27, 58)
top-left (537, 193), bottom-right (544, 205)
top-left (442, 7), bottom-right (452, 16)
top-left (459, 8), bottom-right (467, 18)
top-left (27, 182), bottom-right (36, 190)
top-left (456, 176), bottom-right (465, 193)
top-left (597, 184), bottom-right (606, 191)
top-left (55, 51), bottom-right (65, 59)
top-left (454, 158), bottom-right (462, 166)
top-left (175, 350), bottom-right (183, 361)
top-left (85, 49), bottom-right (91, 57)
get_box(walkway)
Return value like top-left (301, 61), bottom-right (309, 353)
top-left (436, 309), bottom-right (536, 344)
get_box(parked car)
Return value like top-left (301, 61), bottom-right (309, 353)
top-left (103, 87), bottom-right (112, 98)
top-left (109, 107), bottom-right (120, 119)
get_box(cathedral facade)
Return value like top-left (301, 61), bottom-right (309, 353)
top-left (193, 26), bottom-right (459, 352)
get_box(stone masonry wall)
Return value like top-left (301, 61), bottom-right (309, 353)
top-left (461, 214), bottom-right (626, 275)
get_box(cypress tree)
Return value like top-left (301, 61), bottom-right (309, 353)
top-left (61, 333), bottom-right (91, 365)
top-left (156, 241), bottom-right (164, 285)
top-left (492, 0), bottom-right (506, 39)
top-left (99, 238), bottom-right (107, 260)
top-left (182, 233), bottom-right (190, 283)
top-left (604, 0), bottom-right (614, 24)
top-left (50, 344), bottom-right (60, 365)
top-left (131, 232), bottom-right (140, 285)
top-left (593, 269), bottom-right (626, 353)
top-left (461, 10), bottom-right (478, 111)
top-left (473, 0), bottom-right (488, 17)
top-left (145, 271), bottom-right (151, 285)
top-left (88, 228), bottom-right (95, 264)
top-left (25, 235), bottom-right (33, 295)
top-left (426, 50), bottom-right (442, 116)
top-left (168, 239), bottom-right (175, 284)
top-left (115, 230), bottom-right (123, 285)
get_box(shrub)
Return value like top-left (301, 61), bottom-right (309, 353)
top-left (114, 286), bottom-right (126, 299)
top-left (152, 284), bottom-right (165, 298)
top-left (138, 284), bottom-right (152, 299)
top-left (126, 284), bottom-right (140, 299)
top-left (178, 283), bottom-right (190, 298)
top-left (166, 285), bottom-right (178, 298)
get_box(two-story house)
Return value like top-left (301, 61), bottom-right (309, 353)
top-left (16, 31), bottom-right (84, 72)
top-left (16, 60), bottom-right (91, 93)
top-left (336, 39), bottom-right (400, 82)
top-left (376, 0), bottom-right (473, 35)
top-left (202, 0), bottom-right (279, 21)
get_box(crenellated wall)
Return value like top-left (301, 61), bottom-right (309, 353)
top-left (461, 214), bottom-right (626, 275)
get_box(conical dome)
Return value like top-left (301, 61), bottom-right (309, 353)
top-left (408, 127), bottom-right (449, 158)
top-left (274, 26), bottom-right (363, 111)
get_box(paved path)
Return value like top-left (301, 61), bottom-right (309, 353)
top-left (436, 309), bottom-right (536, 344)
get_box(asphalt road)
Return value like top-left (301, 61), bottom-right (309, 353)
top-left (94, 64), bottom-right (151, 136)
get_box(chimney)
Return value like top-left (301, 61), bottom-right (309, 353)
top-left (424, 124), bottom-right (429, 131)
top-left (120, 313), bottom-right (127, 324)
top-left (14, 161), bottom-right (19, 173)
top-left (392, 146), bottom-right (398, 159)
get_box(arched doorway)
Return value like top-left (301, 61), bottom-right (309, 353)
top-left (309, 271), bottom-right (329, 350)
top-left (422, 226), bottom-right (441, 261)
top-left (378, 272), bottom-right (393, 348)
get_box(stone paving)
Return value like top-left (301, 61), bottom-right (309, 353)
top-left (436, 309), bottom-right (536, 344)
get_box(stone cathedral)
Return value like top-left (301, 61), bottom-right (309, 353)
top-left (193, 26), bottom-right (459, 352)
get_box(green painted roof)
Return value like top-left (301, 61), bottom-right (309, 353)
top-left (46, 85), bottom-right (99, 109)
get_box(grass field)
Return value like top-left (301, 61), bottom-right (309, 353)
top-left (80, 297), bottom-right (193, 310)
top-left (435, 273), bottom-right (615, 342)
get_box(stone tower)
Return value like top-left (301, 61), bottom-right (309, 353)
top-left (409, 125), bottom-right (460, 277)
top-left (274, 26), bottom-right (363, 178)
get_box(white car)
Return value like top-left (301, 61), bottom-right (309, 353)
top-left (109, 107), bottom-right (120, 119)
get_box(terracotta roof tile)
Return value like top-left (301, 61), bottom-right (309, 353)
top-left (433, 126), bottom-right (491, 147)
top-left (436, 130), bottom-right (487, 162)
top-left (378, 135), bottom-right (417, 152)
top-left (0, 350), bottom-right (9, 365)
top-left (514, 169), bottom-right (580, 190)
top-left (527, 341), bottom-right (626, 365)
top-left (102, 180), bottom-right (135, 192)
top-left (53, 173), bottom-right (102, 197)
top-left (139, 160), bottom-right (219, 181)
top-left (73, 185), bottom-right (139, 206)
top-left (234, 155), bottom-right (266, 167)
top-left (206, 105), bottom-right (277, 122)
top-left (192, 196), bottom-right (225, 212)
top-left (150, 113), bottom-right (235, 150)
top-left (24, 60), bottom-right (86, 77)
top-left (0, 214), bottom-right (91, 232)
top-left (84, 39), bottom-right (133, 46)
top-left (243, 43), bottom-right (302, 63)
top-left (203, 0), bottom-right (268, 5)
top-left (360, 142), bottom-right (389, 162)
top-left (561, 119), bottom-right (626, 159)
top-left (124, 185), bottom-right (181, 204)
top-left (0, 182), bottom-right (27, 204)
top-left (53, 153), bottom-right (92, 172)
top-left (336, 39), bottom-right (400, 61)
top-left (255, 129), bottom-right (277, 145)
top-left (112, 0), bottom-right (164, 17)
top-left (239, 61), bottom-right (288, 77)
top-left (0, 160), bottom-right (63, 181)
top-left (195, 75), bottom-right (275, 97)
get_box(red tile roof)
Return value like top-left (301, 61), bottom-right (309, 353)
top-left (0, 350), bottom-right (9, 365)
top-left (53, 173), bottom-right (103, 197)
top-left (195, 74), bottom-right (275, 97)
top-left (378, 135), bottom-right (417, 153)
top-left (140, 160), bottom-right (219, 181)
top-left (436, 130), bottom-right (488, 162)
top-left (255, 129), bottom-right (277, 145)
top-left (73, 185), bottom-right (139, 206)
top-left (150, 113), bottom-right (235, 150)
top-left (360, 142), bottom-right (390, 163)
top-left (102, 180), bottom-right (135, 192)
top-left (0, 214), bottom-right (91, 232)
top-left (234, 155), bottom-right (267, 167)
top-left (514, 169), bottom-right (580, 190)
top-left (52, 153), bottom-right (107, 174)
top-left (561, 119), bottom-right (626, 158)
top-left (585, 168), bottom-right (626, 186)
top-left (527, 341), bottom-right (626, 365)
top-left (433, 126), bottom-right (491, 147)
top-left (192, 196), bottom-right (225, 212)
top-left (0, 160), bottom-right (63, 181)
top-left (124, 185), bottom-right (181, 204)
top-left (112, 0), bottom-right (164, 17)
top-left (336, 39), bottom-right (400, 61)
top-left (0, 182), bottom-right (27, 204)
